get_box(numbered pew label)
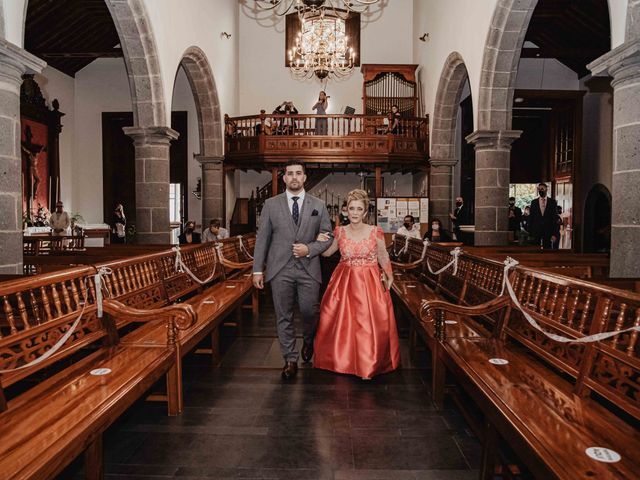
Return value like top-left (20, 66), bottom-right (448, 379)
top-left (488, 358), bottom-right (509, 365)
top-left (90, 368), bottom-right (112, 376)
top-left (406, 284), bottom-right (416, 288)
top-left (445, 320), bottom-right (458, 325)
top-left (585, 447), bottom-right (621, 463)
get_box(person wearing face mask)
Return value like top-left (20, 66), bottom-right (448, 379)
top-left (178, 220), bottom-right (201, 245)
top-left (508, 197), bottom-right (523, 240)
top-left (339, 201), bottom-right (350, 226)
top-left (396, 215), bottom-right (421, 239)
top-left (423, 218), bottom-right (453, 242)
top-left (528, 182), bottom-right (560, 249)
top-left (449, 196), bottom-right (471, 244)
top-left (50, 200), bottom-right (71, 235)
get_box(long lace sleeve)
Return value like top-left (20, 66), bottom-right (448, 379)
top-left (376, 226), bottom-right (393, 278)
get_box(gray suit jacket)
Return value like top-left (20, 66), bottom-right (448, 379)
top-left (253, 193), bottom-right (333, 283)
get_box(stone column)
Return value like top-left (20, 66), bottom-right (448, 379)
top-left (466, 130), bottom-right (521, 246)
top-left (589, 39), bottom-right (640, 277)
top-left (196, 155), bottom-right (224, 228)
top-left (429, 159), bottom-right (456, 225)
top-left (123, 126), bottom-right (179, 244)
top-left (0, 40), bottom-right (45, 273)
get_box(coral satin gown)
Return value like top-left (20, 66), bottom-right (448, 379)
top-left (314, 225), bottom-right (401, 378)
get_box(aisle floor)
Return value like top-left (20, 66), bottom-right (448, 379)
top-left (60, 304), bottom-right (482, 480)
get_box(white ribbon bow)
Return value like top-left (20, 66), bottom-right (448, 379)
top-left (94, 266), bottom-right (113, 318)
top-left (427, 246), bottom-right (462, 275)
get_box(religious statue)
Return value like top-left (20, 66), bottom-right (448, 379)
top-left (21, 125), bottom-right (46, 202)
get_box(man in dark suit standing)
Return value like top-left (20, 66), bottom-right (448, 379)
top-left (528, 183), bottom-right (559, 249)
top-left (450, 196), bottom-right (471, 244)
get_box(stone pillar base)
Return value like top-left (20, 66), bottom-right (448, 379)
top-left (589, 39), bottom-right (640, 277)
top-left (196, 155), bottom-right (224, 228)
top-left (124, 126), bottom-right (179, 244)
top-left (466, 129), bottom-right (521, 246)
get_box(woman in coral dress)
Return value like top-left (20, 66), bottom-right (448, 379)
top-left (314, 189), bottom-right (401, 379)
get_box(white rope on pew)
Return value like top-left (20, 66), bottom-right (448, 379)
top-left (0, 267), bottom-right (114, 373)
top-left (391, 234), bottom-right (411, 258)
top-left (427, 247), bottom-right (462, 276)
top-left (237, 235), bottom-right (254, 260)
top-left (94, 267), bottom-right (113, 318)
top-left (501, 257), bottom-right (640, 344)
top-left (172, 246), bottom-right (218, 285)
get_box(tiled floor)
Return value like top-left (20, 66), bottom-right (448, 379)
top-left (58, 301), bottom-right (481, 480)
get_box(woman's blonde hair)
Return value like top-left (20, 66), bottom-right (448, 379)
top-left (346, 189), bottom-right (369, 212)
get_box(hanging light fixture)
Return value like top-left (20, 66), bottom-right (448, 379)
top-left (288, 9), bottom-right (355, 80)
top-left (255, 0), bottom-right (381, 20)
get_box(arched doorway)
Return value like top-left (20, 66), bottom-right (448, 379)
top-left (584, 184), bottom-right (611, 253)
top-left (175, 46), bottom-right (224, 230)
top-left (430, 52), bottom-right (473, 233)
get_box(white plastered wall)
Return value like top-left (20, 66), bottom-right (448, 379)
top-left (237, 0), bottom-right (414, 115)
top-left (413, 0), bottom-right (628, 136)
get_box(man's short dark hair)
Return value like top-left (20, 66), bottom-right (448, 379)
top-left (284, 160), bottom-right (306, 174)
top-left (509, 196), bottom-right (515, 201)
top-left (404, 215), bottom-right (414, 223)
top-left (210, 219), bottom-right (221, 227)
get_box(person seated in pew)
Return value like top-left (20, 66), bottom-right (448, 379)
top-left (396, 214), bottom-right (421, 239)
top-left (112, 203), bottom-right (126, 244)
top-left (423, 218), bottom-right (453, 242)
top-left (178, 220), bottom-right (201, 245)
top-left (202, 219), bottom-right (229, 243)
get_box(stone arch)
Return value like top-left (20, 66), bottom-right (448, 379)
top-left (476, 0), bottom-right (538, 131)
top-left (105, 0), bottom-right (166, 127)
top-left (431, 52), bottom-right (471, 160)
top-left (178, 46), bottom-right (223, 157)
top-left (0, 2), bottom-right (6, 39)
top-left (177, 46), bottom-right (224, 227)
top-left (430, 52), bottom-right (471, 222)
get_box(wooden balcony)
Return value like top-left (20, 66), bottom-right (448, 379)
top-left (224, 113), bottom-right (429, 172)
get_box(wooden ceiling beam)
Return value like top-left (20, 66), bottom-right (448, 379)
top-left (36, 50), bottom-right (123, 59)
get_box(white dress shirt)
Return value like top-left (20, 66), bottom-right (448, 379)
top-left (396, 225), bottom-right (421, 239)
top-left (286, 189), bottom-right (306, 214)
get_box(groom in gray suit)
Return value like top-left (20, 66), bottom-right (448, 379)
top-left (253, 160), bottom-right (333, 379)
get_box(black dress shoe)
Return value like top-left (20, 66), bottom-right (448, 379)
top-left (281, 361), bottom-right (298, 380)
top-left (301, 342), bottom-right (314, 363)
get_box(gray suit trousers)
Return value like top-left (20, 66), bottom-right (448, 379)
top-left (269, 258), bottom-right (321, 362)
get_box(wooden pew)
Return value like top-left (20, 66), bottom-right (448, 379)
top-left (0, 266), bottom-right (195, 479)
top-left (391, 239), bottom-right (640, 479)
top-left (104, 237), bottom-right (257, 413)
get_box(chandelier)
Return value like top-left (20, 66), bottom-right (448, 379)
top-left (255, 0), bottom-right (381, 20)
top-left (288, 10), bottom-right (355, 80)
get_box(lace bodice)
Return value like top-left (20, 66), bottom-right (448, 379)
top-left (334, 226), bottom-right (393, 277)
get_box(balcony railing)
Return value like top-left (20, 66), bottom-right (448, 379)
top-left (224, 112), bottom-right (429, 168)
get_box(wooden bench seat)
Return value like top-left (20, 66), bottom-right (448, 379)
top-left (419, 256), bottom-right (640, 479)
top-left (0, 345), bottom-right (174, 479)
top-left (0, 266), bottom-right (194, 479)
top-left (441, 335), bottom-right (640, 479)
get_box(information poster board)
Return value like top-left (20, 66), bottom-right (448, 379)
top-left (376, 197), bottom-right (429, 234)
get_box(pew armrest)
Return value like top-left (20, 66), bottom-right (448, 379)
top-left (102, 299), bottom-right (197, 343)
top-left (220, 259), bottom-right (253, 270)
top-left (391, 259), bottom-right (422, 270)
top-left (419, 295), bottom-right (510, 323)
